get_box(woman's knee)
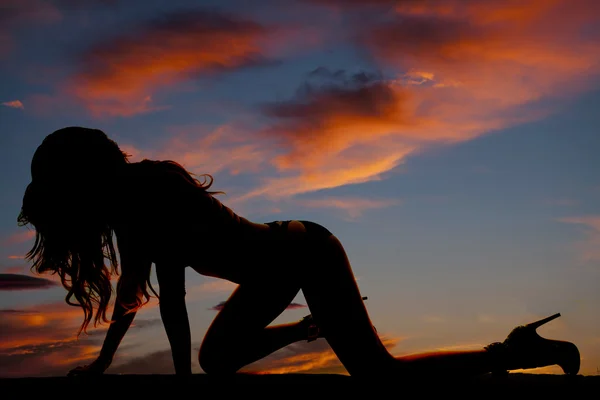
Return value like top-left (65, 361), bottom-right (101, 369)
top-left (198, 338), bottom-right (239, 375)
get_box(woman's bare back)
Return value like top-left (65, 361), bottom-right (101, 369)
top-left (114, 160), bottom-right (277, 284)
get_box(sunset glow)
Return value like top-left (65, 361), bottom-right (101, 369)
top-left (1, 0), bottom-right (599, 378)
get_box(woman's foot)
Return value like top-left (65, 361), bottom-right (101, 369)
top-left (485, 313), bottom-right (580, 375)
top-left (299, 314), bottom-right (321, 342)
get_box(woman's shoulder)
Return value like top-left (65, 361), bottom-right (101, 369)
top-left (125, 160), bottom-right (189, 189)
top-left (124, 159), bottom-right (215, 208)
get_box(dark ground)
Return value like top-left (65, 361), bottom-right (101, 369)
top-left (2, 373), bottom-right (599, 396)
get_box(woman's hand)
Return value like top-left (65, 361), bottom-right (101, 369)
top-left (67, 355), bottom-right (112, 377)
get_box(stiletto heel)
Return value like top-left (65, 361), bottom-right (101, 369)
top-left (526, 313), bottom-right (561, 330)
top-left (485, 313), bottom-right (580, 375)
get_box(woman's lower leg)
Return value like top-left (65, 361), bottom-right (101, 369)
top-left (298, 235), bottom-right (397, 376)
top-left (297, 234), bottom-right (514, 377)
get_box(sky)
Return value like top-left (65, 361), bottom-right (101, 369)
top-left (1, 0), bottom-right (599, 378)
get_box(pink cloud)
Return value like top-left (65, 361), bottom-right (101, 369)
top-left (66, 10), bottom-right (280, 117)
top-left (3, 229), bottom-right (35, 246)
top-left (558, 216), bottom-right (600, 263)
top-left (1, 100), bottom-right (23, 109)
top-left (119, 123), bottom-right (271, 182)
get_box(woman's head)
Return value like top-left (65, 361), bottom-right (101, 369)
top-left (18, 127), bottom-right (130, 335)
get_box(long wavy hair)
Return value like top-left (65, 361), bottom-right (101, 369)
top-left (18, 127), bottom-right (223, 335)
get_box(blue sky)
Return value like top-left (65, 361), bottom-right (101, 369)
top-left (1, 0), bottom-right (599, 377)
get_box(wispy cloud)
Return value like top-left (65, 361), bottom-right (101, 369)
top-left (0, 274), bottom-right (57, 291)
top-left (297, 196), bottom-right (400, 220)
top-left (209, 301), bottom-right (306, 312)
top-left (558, 216), bottom-right (600, 263)
top-left (0, 301), bottom-right (162, 377)
top-left (1, 100), bottom-right (23, 109)
top-left (153, 124), bottom-right (271, 177)
top-left (242, 335), bottom-right (401, 374)
top-left (108, 347), bottom-right (177, 375)
top-left (233, 0), bottom-right (600, 203)
top-left (2, 229), bottom-right (35, 246)
top-left (195, 278), bottom-right (238, 294)
top-left (67, 10), bottom-right (279, 117)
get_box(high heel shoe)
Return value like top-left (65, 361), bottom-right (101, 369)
top-left (485, 313), bottom-right (580, 375)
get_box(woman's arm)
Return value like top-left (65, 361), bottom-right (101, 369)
top-left (97, 278), bottom-right (142, 364)
top-left (156, 263), bottom-right (192, 375)
top-left (67, 272), bottom-right (144, 376)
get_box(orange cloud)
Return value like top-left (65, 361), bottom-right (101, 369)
top-left (67, 10), bottom-right (277, 117)
top-left (0, 302), bottom-right (88, 351)
top-left (558, 216), bottom-right (600, 263)
top-left (3, 229), bottom-right (35, 246)
top-left (155, 124), bottom-right (271, 177)
top-left (1, 100), bottom-right (23, 109)
top-left (234, 0), bottom-right (600, 203)
top-left (242, 335), bottom-right (401, 375)
top-left (366, 1), bottom-right (600, 99)
top-left (0, 300), bottom-right (162, 377)
top-left (118, 124), bottom-right (272, 203)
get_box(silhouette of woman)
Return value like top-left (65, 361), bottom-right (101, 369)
top-left (18, 127), bottom-right (581, 378)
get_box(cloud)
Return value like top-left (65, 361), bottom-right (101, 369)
top-left (230, 0), bottom-right (600, 204)
top-left (0, 299), bottom-right (162, 377)
top-left (1, 100), bottom-right (24, 109)
top-left (242, 335), bottom-right (401, 374)
top-left (558, 216), bottom-right (600, 263)
top-left (0, 274), bottom-right (57, 290)
top-left (0, 302), bottom-right (98, 377)
top-left (2, 265), bottom-right (34, 275)
top-left (209, 301), bottom-right (306, 311)
top-left (360, 1), bottom-right (600, 104)
top-left (233, 73), bottom-right (431, 201)
top-left (305, 0), bottom-right (397, 8)
top-left (297, 196), bottom-right (400, 220)
top-left (151, 124), bottom-right (271, 177)
top-left (3, 229), bottom-right (35, 246)
top-left (0, 0), bottom-right (62, 58)
top-left (194, 278), bottom-right (238, 294)
top-left (108, 340), bottom-right (207, 375)
top-left (108, 347), bottom-right (176, 375)
top-left (67, 9), bottom-right (279, 117)
top-left (0, 1), bottom-right (62, 27)
top-left (0, 339), bottom-right (101, 378)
